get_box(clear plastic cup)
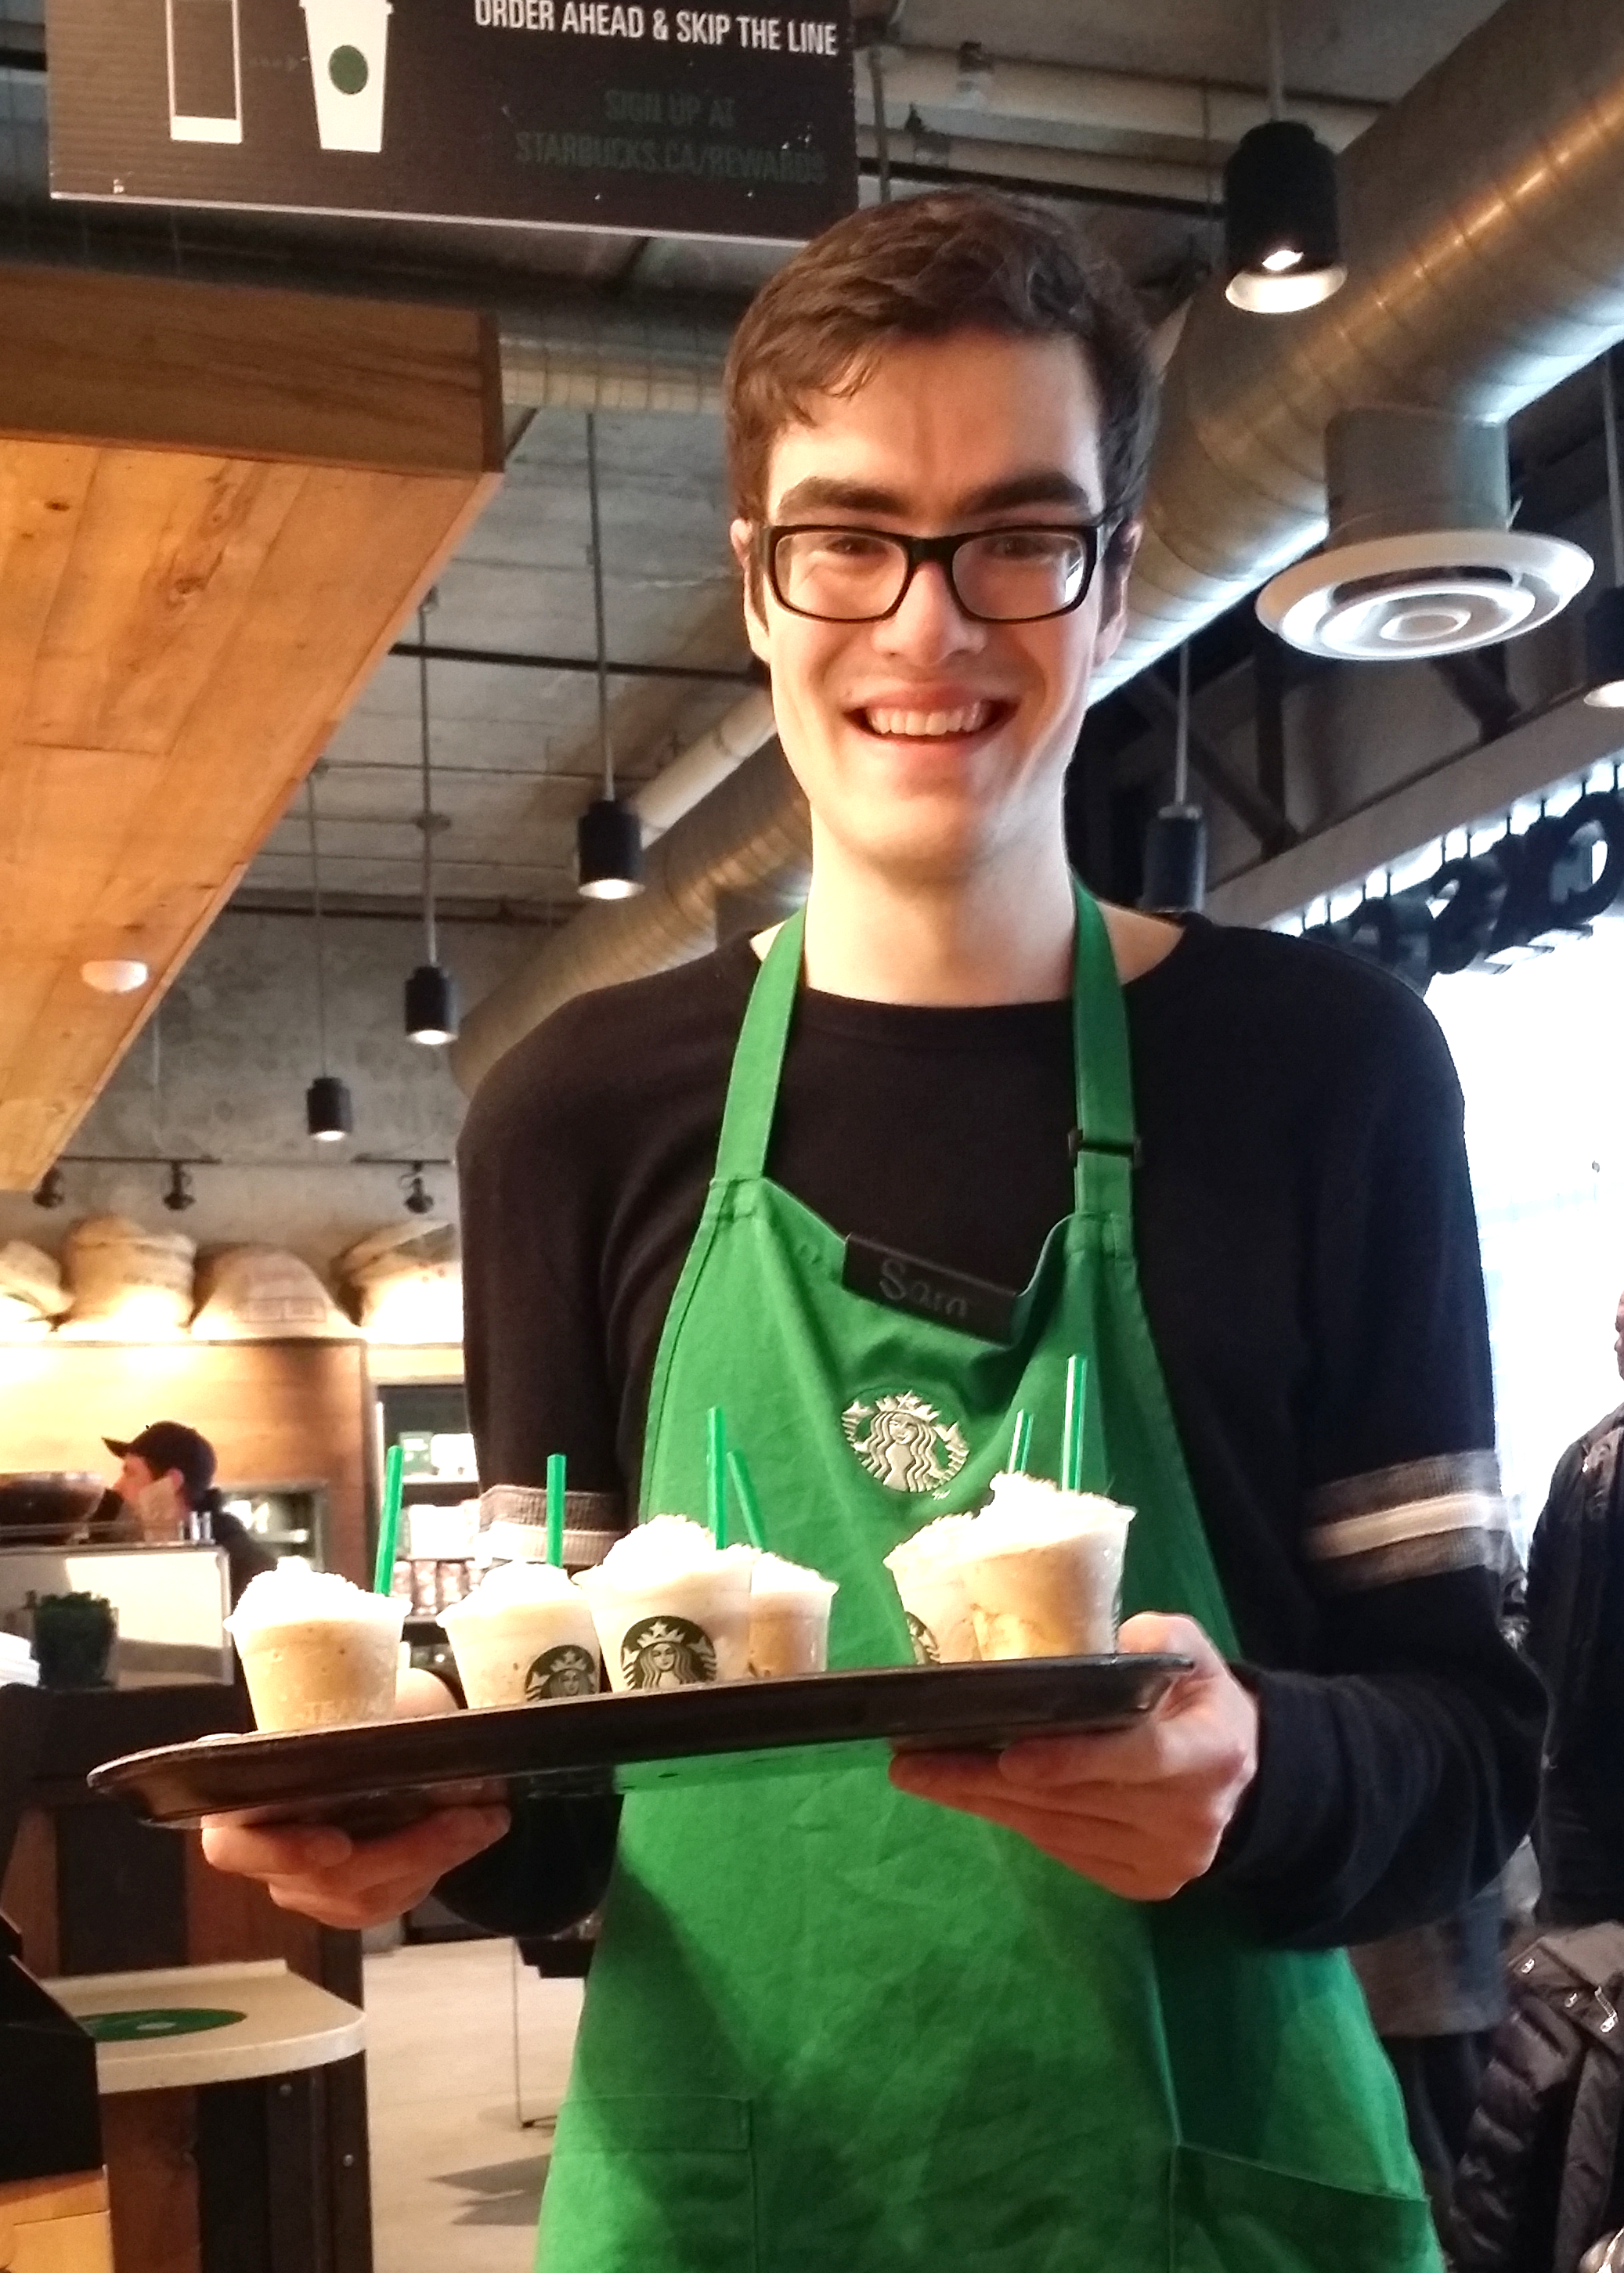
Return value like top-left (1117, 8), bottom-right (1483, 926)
top-left (441, 1564), bottom-right (601, 1707)
top-left (576, 1519), bottom-right (756, 1692)
top-left (747, 1554), bottom-right (838, 1679)
top-left (227, 1568), bottom-right (405, 1731)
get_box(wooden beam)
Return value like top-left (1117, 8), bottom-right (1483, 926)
top-left (0, 266), bottom-right (502, 1189)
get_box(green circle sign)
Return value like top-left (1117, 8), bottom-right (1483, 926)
top-left (327, 44), bottom-right (370, 95)
top-left (80, 2008), bottom-right (244, 2043)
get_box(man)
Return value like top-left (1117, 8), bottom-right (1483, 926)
top-left (1525, 1290), bottom-right (1624, 1925)
top-left (106, 1420), bottom-right (274, 1604)
top-left (202, 193), bottom-right (1541, 2269)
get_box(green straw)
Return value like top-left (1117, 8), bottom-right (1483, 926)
top-left (1061, 1355), bottom-right (1088, 1493)
top-left (374, 1443), bottom-right (404, 1595)
top-left (1009, 1410), bottom-right (1033, 1474)
top-left (707, 1407), bottom-right (728, 1546)
top-left (546, 1452), bottom-right (567, 1568)
top-left (726, 1447), bottom-right (768, 1553)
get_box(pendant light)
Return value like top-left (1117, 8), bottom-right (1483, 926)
top-left (576, 410), bottom-right (644, 901)
top-left (405, 604), bottom-right (460, 1042)
top-left (1140, 644), bottom-right (1207, 915)
top-left (304, 773), bottom-right (353, 1142)
top-left (1223, 0), bottom-right (1345, 314)
top-left (1584, 348), bottom-right (1624, 709)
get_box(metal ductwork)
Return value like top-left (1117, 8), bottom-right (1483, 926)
top-left (498, 302), bottom-right (734, 416)
top-left (1097, 0), bottom-right (1624, 694)
top-left (451, 743), bottom-right (809, 1091)
top-left (456, 0), bottom-right (1624, 1082)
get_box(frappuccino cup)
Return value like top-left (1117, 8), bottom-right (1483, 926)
top-left (226, 1564), bottom-right (405, 1731)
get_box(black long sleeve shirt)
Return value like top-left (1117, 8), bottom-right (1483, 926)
top-left (441, 916), bottom-right (1543, 1947)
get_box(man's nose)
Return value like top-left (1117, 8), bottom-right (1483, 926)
top-left (872, 558), bottom-right (987, 661)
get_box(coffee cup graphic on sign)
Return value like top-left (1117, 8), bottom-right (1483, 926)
top-left (300, 0), bottom-right (392, 154)
top-left (166, 0), bottom-right (244, 144)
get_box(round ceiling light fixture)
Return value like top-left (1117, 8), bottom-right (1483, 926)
top-left (1259, 406), bottom-right (1592, 661)
top-left (81, 958), bottom-right (150, 995)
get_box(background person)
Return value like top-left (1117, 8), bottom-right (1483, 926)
top-left (1525, 1290), bottom-right (1624, 1925)
top-left (105, 1420), bottom-right (275, 1606)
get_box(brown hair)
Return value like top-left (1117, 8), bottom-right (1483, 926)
top-left (724, 190), bottom-right (1158, 581)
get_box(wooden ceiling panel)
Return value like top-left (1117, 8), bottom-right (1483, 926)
top-left (0, 266), bottom-right (503, 1189)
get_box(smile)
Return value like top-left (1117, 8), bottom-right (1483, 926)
top-left (851, 700), bottom-right (1013, 740)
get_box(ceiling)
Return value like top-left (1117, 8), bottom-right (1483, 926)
top-left (0, 0), bottom-right (1529, 924)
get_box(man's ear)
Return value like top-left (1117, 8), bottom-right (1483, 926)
top-left (731, 518), bottom-right (772, 669)
top-left (1089, 520), bottom-right (1142, 670)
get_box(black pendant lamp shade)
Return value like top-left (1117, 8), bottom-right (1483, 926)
top-left (577, 795), bottom-right (645, 900)
top-left (1142, 805), bottom-right (1208, 915)
top-left (1224, 119), bottom-right (1345, 313)
top-left (405, 960), bottom-right (461, 1044)
top-left (306, 1073), bottom-right (353, 1142)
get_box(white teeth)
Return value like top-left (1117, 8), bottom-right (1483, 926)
top-left (863, 702), bottom-right (994, 738)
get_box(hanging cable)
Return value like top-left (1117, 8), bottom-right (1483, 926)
top-left (1603, 348), bottom-right (1623, 586)
top-left (305, 774), bottom-right (329, 1073)
top-left (868, 45), bottom-right (892, 203)
top-left (1265, 0), bottom-right (1284, 122)
top-left (1174, 641), bottom-right (1192, 807)
top-left (586, 410), bottom-right (614, 802)
top-left (417, 604), bottom-right (438, 967)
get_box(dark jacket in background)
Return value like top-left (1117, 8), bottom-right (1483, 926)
top-left (1528, 1405), bottom-right (1624, 1926)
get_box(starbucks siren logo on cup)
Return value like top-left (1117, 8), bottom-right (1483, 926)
top-left (301, 0), bottom-right (392, 153)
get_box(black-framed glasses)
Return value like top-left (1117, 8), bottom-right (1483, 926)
top-left (763, 521), bottom-right (1106, 626)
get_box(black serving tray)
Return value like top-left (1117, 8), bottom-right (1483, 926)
top-left (88, 1654), bottom-right (1191, 1834)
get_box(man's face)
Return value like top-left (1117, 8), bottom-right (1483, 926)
top-left (731, 330), bottom-right (1137, 886)
top-left (117, 1453), bottom-right (157, 1505)
top-left (118, 1455), bottom-right (186, 1540)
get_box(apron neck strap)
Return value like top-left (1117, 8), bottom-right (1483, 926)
top-left (713, 889), bottom-right (1140, 1217)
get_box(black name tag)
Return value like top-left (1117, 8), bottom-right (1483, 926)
top-left (843, 1237), bottom-right (1019, 1343)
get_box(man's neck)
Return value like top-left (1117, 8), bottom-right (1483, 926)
top-left (789, 838), bottom-right (1181, 1007)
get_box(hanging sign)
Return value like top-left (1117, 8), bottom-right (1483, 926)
top-left (45, 0), bottom-right (857, 244)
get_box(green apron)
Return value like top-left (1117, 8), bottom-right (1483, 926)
top-left (538, 887), bottom-right (1442, 2273)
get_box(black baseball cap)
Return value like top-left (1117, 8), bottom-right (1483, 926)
top-left (103, 1421), bottom-right (217, 1504)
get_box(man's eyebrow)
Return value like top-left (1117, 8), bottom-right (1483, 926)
top-left (767, 470), bottom-right (1103, 523)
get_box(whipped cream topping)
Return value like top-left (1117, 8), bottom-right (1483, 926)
top-left (442, 1558), bottom-right (583, 1620)
top-left (749, 1550), bottom-right (839, 1602)
top-left (575, 1514), bottom-right (757, 1594)
top-left (227, 1562), bottom-right (402, 1637)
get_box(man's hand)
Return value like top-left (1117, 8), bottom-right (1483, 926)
top-left (199, 1806), bottom-right (511, 1931)
top-left (889, 1613), bottom-right (1258, 1901)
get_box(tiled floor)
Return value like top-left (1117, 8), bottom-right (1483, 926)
top-left (364, 1939), bottom-right (583, 2273)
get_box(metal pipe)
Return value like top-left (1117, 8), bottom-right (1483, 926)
top-left (859, 45), bottom-right (1378, 153)
top-left (631, 691), bottom-right (778, 839)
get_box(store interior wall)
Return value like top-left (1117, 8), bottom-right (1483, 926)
top-left (0, 913), bottom-right (543, 1276)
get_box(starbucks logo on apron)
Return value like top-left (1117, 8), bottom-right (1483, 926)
top-left (843, 1391), bottom-right (970, 1494)
top-left (525, 1644), bottom-right (600, 1701)
top-left (620, 1616), bottom-right (717, 1690)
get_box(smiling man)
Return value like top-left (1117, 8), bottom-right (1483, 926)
top-left (201, 193), bottom-right (1541, 2271)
